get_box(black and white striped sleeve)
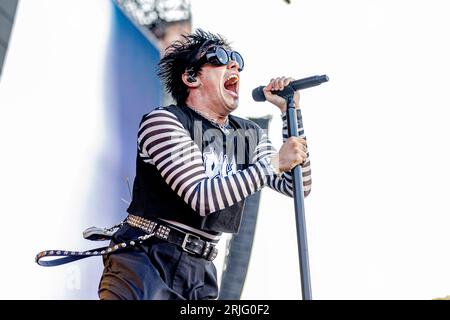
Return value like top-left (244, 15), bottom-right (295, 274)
top-left (138, 108), bottom-right (275, 216)
top-left (252, 109), bottom-right (312, 198)
top-left (282, 110), bottom-right (312, 197)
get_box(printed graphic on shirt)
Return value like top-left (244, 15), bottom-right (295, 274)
top-left (203, 147), bottom-right (237, 178)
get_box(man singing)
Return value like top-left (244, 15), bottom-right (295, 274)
top-left (98, 29), bottom-right (312, 300)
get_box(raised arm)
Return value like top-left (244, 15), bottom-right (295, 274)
top-left (256, 76), bottom-right (312, 197)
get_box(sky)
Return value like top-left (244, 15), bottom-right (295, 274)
top-left (191, 0), bottom-right (450, 299)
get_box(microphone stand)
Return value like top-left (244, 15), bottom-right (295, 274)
top-left (281, 87), bottom-right (312, 300)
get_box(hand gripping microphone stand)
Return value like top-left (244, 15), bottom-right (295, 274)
top-left (252, 75), bottom-right (329, 300)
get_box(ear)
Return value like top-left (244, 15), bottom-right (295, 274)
top-left (182, 72), bottom-right (200, 88)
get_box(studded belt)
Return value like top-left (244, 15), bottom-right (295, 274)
top-left (126, 215), bottom-right (218, 262)
top-left (35, 215), bottom-right (218, 267)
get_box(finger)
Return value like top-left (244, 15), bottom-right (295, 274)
top-left (293, 146), bottom-right (302, 154)
top-left (287, 136), bottom-right (296, 145)
top-left (291, 137), bottom-right (307, 149)
top-left (293, 148), bottom-right (307, 161)
top-left (263, 78), bottom-right (277, 93)
top-left (283, 77), bottom-right (293, 86)
top-left (276, 77), bottom-right (287, 90)
top-left (298, 144), bottom-right (307, 152)
top-left (272, 77), bottom-right (286, 91)
top-left (298, 138), bottom-right (307, 146)
top-left (290, 147), bottom-right (307, 166)
top-left (270, 76), bottom-right (296, 91)
top-left (272, 78), bottom-right (280, 91)
top-left (293, 145), bottom-right (306, 156)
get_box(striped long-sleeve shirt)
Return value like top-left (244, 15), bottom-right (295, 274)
top-left (138, 108), bottom-right (311, 217)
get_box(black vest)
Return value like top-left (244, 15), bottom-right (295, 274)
top-left (127, 105), bottom-right (263, 233)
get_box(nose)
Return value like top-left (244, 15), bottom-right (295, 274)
top-left (227, 59), bottom-right (240, 71)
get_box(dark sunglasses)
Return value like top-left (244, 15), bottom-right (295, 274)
top-left (196, 45), bottom-right (244, 72)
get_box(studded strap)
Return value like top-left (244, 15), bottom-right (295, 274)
top-left (35, 233), bottom-right (153, 267)
top-left (36, 215), bottom-right (219, 266)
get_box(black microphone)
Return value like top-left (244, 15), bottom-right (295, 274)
top-left (252, 75), bottom-right (329, 102)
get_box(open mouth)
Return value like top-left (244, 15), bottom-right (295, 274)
top-left (224, 74), bottom-right (239, 98)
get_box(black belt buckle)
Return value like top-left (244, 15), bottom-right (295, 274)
top-left (181, 232), bottom-right (202, 255)
top-left (182, 233), bottom-right (218, 261)
top-left (181, 233), bottom-right (218, 261)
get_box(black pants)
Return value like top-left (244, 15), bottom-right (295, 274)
top-left (98, 224), bottom-right (219, 300)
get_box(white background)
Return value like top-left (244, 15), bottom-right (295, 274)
top-left (0, 0), bottom-right (113, 299)
top-left (192, 0), bottom-right (450, 299)
top-left (1, 0), bottom-right (450, 299)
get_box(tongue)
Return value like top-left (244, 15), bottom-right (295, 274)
top-left (225, 84), bottom-right (238, 98)
top-left (224, 78), bottom-right (238, 91)
top-left (225, 82), bottom-right (235, 91)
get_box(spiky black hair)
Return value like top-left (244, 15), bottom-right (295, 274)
top-left (157, 29), bottom-right (232, 106)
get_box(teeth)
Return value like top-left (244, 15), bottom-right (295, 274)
top-left (226, 74), bottom-right (239, 85)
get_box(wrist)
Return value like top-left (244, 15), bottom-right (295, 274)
top-left (267, 154), bottom-right (282, 177)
